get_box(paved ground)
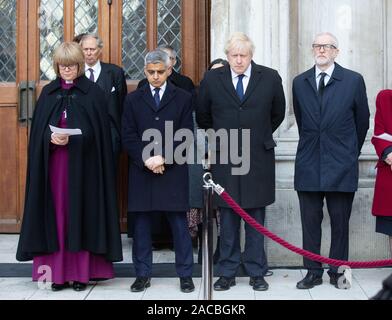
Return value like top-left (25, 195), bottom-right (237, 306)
top-left (0, 235), bottom-right (390, 300)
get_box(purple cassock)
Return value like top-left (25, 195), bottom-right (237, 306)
top-left (32, 80), bottom-right (114, 285)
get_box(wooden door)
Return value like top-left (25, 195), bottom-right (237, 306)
top-left (0, 0), bottom-right (210, 233)
top-left (0, 0), bottom-right (29, 232)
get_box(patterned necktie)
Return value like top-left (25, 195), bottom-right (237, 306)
top-left (88, 68), bottom-right (95, 82)
top-left (236, 74), bottom-right (245, 101)
top-left (318, 72), bottom-right (327, 98)
top-left (154, 88), bottom-right (160, 108)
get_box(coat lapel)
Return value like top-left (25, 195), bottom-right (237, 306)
top-left (158, 82), bottom-right (176, 110)
top-left (242, 62), bottom-right (262, 104)
top-left (305, 66), bottom-right (318, 96)
top-left (301, 67), bottom-right (322, 125)
top-left (320, 63), bottom-right (344, 124)
top-left (96, 62), bottom-right (112, 91)
top-left (141, 85), bottom-right (159, 111)
top-left (219, 66), bottom-right (242, 104)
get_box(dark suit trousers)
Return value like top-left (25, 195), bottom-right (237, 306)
top-left (217, 207), bottom-right (268, 278)
top-left (297, 191), bottom-right (355, 276)
top-left (132, 212), bottom-right (194, 278)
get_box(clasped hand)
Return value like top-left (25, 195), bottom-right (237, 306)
top-left (51, 133), bottom-right (69, 146)
top-left (145, 155), bottom-right (165, 175)
top-left (385, 153), bottom-right (392, 170)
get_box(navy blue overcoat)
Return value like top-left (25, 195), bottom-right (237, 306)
top-left (122, 82), bottom-right (194, 212)
top-left (293, 63), bottom-right (370, 192)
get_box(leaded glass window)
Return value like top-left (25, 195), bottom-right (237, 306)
top-left (0, 0), bottom-right (16, 82)
top-left (157, 0), bottom-right (182, 72)
top-left (39, 0), bottom-right (64, 80)
top-left (74, 0), bottom-right (99, 36)
top-left (122, 0), bottom-right (147, 80)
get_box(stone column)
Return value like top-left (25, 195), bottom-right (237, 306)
top-left (210, 0), bottom-right (391, 265)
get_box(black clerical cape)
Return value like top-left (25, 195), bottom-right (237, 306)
top-left (16, 76), bottom-right (123, 262)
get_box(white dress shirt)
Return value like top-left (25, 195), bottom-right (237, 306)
top-left (231, 64), bottom-right (252, 94)
top-left (150, 82), bottom-right (167, 101)
top-left (315, 63), bottom-right (335, 90)
top-left (85, 60), bottom-right (102, 82)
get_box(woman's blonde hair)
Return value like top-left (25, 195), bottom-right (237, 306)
top-left (52, 42), bottom-right (85, 78)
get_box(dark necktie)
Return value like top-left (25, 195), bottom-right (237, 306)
top-left (236, 74), bottom-right (245, 101)
top-left (318, 72), bottom-right (327, 98)
top-left (154, 88), bottom-right (160, 108)
top-left (88, 68), bottom-right (95, 82)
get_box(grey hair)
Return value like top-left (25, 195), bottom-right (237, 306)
top-left (145, 50), bottom-right (171, 68)
top-left (157, 44), bottom-right (177, 60)
top-left (313, 32), bottom-right (339, 48)
top-left (80, 33), bottom-right (104, 49)
top-left (224, 32), bottom-right (255, 56)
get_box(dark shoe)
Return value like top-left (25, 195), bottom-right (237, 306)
top-left (250, 276), bottom-right (269, 291)
top-left (329, 273), bottom-right (350, 289)
top-left (213, 277), bottom-right (236, 291)
top-left (51, 282), bottom-right (70, 292)
top-left (72, 281), bottom-right (87, 291)
top-left (180, 277), bottom-right (195, 293)
top-left (296, 272), bottom-right (323, 289)
top-left (130, 277), bottom-right (151, 292)
top-left (329, 273), bottom-right (338, 286)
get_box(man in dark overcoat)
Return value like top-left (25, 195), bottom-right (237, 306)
top-left (293, 32), bottom-right (370, 289)
top-left (122, 50), bottom-right (195, 293)
top-left (197, 32), bottom-right (286, 291)
top-left (79, 34), bottom-right (127, 165)
top-left (136, 44), bottom-right (196, 250)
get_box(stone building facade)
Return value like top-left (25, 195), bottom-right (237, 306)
top-left (210, 0), bottom-right (392, 265)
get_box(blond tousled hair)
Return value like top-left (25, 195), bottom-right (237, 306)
top-left (224, 32), bottom-right (255, 56)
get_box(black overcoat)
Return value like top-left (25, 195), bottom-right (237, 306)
top-left (96, 62), bottom-right (128, 155)
top-left (122, 82), bottom-right (194, 212)
top-left (196, 62), bottom-right (286, 209)
top-left (292, 63), bottom-right (370, 192)
top-left (16, 76), bottom-right (123, 262)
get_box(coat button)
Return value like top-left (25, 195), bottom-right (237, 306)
top-left (155, 117), bottom-right (160, 121)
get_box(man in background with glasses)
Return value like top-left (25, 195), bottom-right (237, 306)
top-left (292, 32), bottom-right (370, 290)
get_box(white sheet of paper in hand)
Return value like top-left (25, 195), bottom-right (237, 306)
top-left (373, 133), bottom-right (392, 142)
top-left (49, 125), bottom-right (82, 136)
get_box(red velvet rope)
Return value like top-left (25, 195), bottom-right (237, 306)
top-left (220, 190), bottom-right (392, 268)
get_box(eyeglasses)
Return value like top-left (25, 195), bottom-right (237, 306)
top-left (312, 44), bottom-right (337, 51)
top-left (59, 64), bottom-right (78, 71)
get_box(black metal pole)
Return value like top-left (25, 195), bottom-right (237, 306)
top-left (202, 174), bottom-right (214, 300)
